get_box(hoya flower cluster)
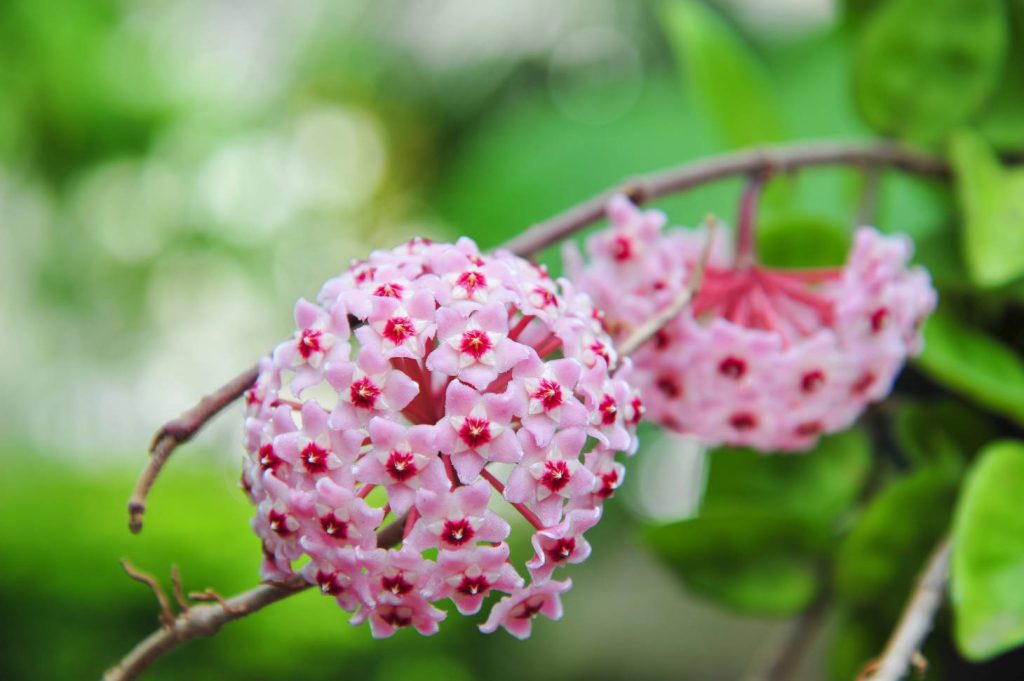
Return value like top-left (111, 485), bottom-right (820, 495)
top-left (242, 237), bottom-right (640, 638)
top-left (564, 196), bottom-right (936, 452)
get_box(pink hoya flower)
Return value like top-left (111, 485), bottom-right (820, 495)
top-left (564, 195), bottom-right (937, 452)
top-left (242, 237), bottom-right (639, 638)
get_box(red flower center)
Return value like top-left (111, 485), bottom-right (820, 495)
top-left (316, 570), bottom-right (345, 596)
top-left (598, 469), bottom-right (620, 499)
top-left (729, 412), bottom-right (758, 431)
top-left (258, 443), bottom-right (283, 473)
top-left (532, 287), bottom-right (557, 308)
top-left (268, 510), bottom-right (293, 537)
top-left (514, 597), bottom-right (545, 620)
top-left (599, 394), bottom-right (618, 426)
top-left (589, 340), bottom-right (610, 364)
top-left (655, 375), bottom-right (682, 399)
top-left (441, 518), bottom-right (475, 546)
top-left (319, 512), bottom-right (349, 540)
top-left (456, 574), bottom-right (491, 596)
top-left (383, 316), bottom-right (415, 345)
top-left (456, 270), bottom-right (487, 294)
top-left (301, 442), bottom-right (331, 474)
top-left (381, 574), bottom-right (413, 596)
top-left (547, 537), bottom-right (576, 562)
top-left (852, 371), bottom-right (876, 395)
top-left (540, 459), bottom-right (571, 492)
top-left (459, 329), bottom-right (493, 359)
top-left (379, 606), bottom-right (412, 628)
top-left (870, 308), bottom-right (889, 334)
top-left (801, 370), bottom-right (825, 393)
top-left (385, 450), bottom-right (418, 481)
top-left (459, 417), bottom-right (492, 448)
top-left (350, 377), bottom-right (381, 408)
top-left (719, 356), bottom-right (747, 380)
top-left (373, 282), bottom-right (404, 298)
top-left (533, 379), bottom-right (564, 411)
top-left (612, 235), bottom-right (633, 262)
top-left (795, 421), bottom-right (823, 437)
top-left (297, 328), bottom-right (323, 359)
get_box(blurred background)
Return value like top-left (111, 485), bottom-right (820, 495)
top-left (2, 0), bottom-right (1021, 679)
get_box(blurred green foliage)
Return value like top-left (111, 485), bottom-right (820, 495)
top-left (5, 0), bottom-right (1024, 679)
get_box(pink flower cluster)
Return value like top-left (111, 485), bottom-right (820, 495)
top-left (242, 237), bottom-right (639, 638)
top-left (564, 196), bottom-right (937, 452)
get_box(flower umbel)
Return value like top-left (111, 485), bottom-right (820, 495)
top-left (243, 237), bottom-right (639, 637)
top-left (564, 195), bottom-right (937, 452)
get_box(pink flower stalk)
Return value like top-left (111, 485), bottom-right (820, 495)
top-left (242, 237), bottom-right (639, 638)
top-left (564, 195), bottom-right (937, 452)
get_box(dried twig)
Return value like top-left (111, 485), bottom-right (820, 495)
top-left (116, 140), bottom-right (951, 676)
top-left (121, 560), bottom-right (176, 630)
top-left (107, 516), bottom-right (407, 681)
top-left (128, 365), bottom-right (259, 533)
top-left (860, 536), bottom-right (951, 681)
top-left (498, 141), bottom-right (948, 257)
top-left (128, 141), bottom-right (947, 534)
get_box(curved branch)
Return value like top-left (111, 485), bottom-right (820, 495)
top-left (106, 517), bottom-right (408, 681)
top-left (862, 536), bottom-right (951, 681)
top-left (127, 140), bottom-right (947, 534)
top-left (498, 141), bottom-right (948, 257)
top-left (128, 365), bottom-right (260, 533)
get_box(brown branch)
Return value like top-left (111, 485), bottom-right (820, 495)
top-left (116, 139), bottom-right (951, 675)
top-left (498, 141), bottom-right (948, 257)
top-left (128, 141), bottom-right (947, 535)
top-left (121, 560), bottom-right (176, 630)
top-left (747, 594), bottom-right (830, 681)
top-left (106, 516), bottom-right (408, 681)
top-left (860, 536), bottom-right (951, 681)
top-left (128, 365), bottom-right (259, 533)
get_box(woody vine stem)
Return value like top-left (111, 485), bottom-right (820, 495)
top-left (110, 140), bottom-right (950, 681)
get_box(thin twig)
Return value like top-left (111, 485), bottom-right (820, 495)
top-left (747, 595), bottom-right (830, 681)
top-left (128, 141), bottom-right (947, 535)
top-left (855, 163), bottom-right (883, 228)
top-left (121, 560), bottom-right (176, 630)
top-left (116, 139), bottom-right (951, 675)
top-left (616, 216), bottom-right (717, 356)
top-left (128, 365), bottom-right (259, 533)
top-left (106, 516), bottom-right (408, 681)
top-left (498, 141), bottom-right (947, 257)
top-left (860, 536), bottom-right (951, 681)
top-left (169, 566), bottom-right (189, 612)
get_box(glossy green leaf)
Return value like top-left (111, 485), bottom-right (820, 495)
top-left (645, 511), bottom-right (822, 615)
top-left (756, 213), bottom-right (851, 269)
top-left (703, 429), bottom-right (871, 523)
top-left (835, 465), bottom-right (959, 612)
top-left (659, 0), bottom-right (786, 148)
top-left (917, 308), bottom-right (1024, 425)
top-left (855, 0), bottom-right (1006, 142)
top-left (952, 440), bottom-right (1024, 660)
top-left (950, 129), bottom-right (1024, 287)
top-left (976, 0), bottom-right (1024, 151)
top-left (891, 399), bottom-right (994, 468)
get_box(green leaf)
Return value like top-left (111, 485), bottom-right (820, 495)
top-left (854, 0), bottom-right (1007, 142)
top-left (645, 511), bottom-right (822, 615)
top-left (703, 429), bottom-right (872, 523)
top-left (952, 440), bottom-right (1024, 660)
top-left (756, 213), bottom-right (851, 269)
top-left (976, 0), bottom-right (1024, 151)
top-left (950, 129), bottom-right (1024, 288)
top-left (659, 0), bottom-right (786, 148)
top-left (916, 308), bottom-right (1024, 425)
top-left (891, 399), bottom-right (994, 468)
top-left (834, 465), bottom-right (959, 613)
